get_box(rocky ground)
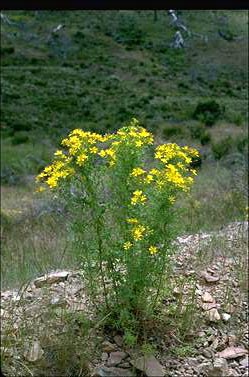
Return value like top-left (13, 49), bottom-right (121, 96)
top-left (1, 221), bottom-right (248, 377)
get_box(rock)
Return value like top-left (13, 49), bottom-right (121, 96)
top-left (207, 308), bottom-right (221, 322)
top-left (240, 355), bottom-right (249, 368)
top-left (202, 348), bottom-right (214, 359)
top-left (114, 335), bottom-right (123, 347)
top-left (210, 338), bottom-right (219, 351)
top-left (198, 331), bottom-right (206, 337)
top-left (207, 268), bottom-right (216, 274)
top-left (101, 352), bottom-right (108, 361)
top-left (131, 355), bottom-right (165, 377)
top-left (221, 313), bottom-right (231, 322)
top-left (208, 358), bottom-right (228, 377)
top-left (94, 366), bottom-right (134, 376)
top-left (228, 335), bottom-right (237, 346)
top-left (102, 341), bottom-right (117, 353)
top-left (34, 271), bottom-right (69, 288)
top-left (225, 304), bottom-right (236, 314)
top-left (217, 346), bottom-right (248, 359)
top-left (227, 368), bottom-right (239, 376)
top-left (197, 362), bottom-right (213, 375)
top-left (119, 362), bottom-right (131, 368)
top-left (50, 296), bottom-right (67, 307)
top-left (107, 351), bottom-right (127, 367)
top-left (24, 340), bottom-right (44, 362)
top-left (173, 287), bottom-right (181, 296)
top-left (202, 303), bottom-right (217, 311)
top-left (202, 292), bottom-right (215, 303)
top-left (201, 271), bottom-right (220, 283)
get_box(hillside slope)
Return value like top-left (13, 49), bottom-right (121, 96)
top-left (1, 10), bottom-right (248, 180)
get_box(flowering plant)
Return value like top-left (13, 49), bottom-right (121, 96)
top-left (36, 118), bottom-right (199, 327)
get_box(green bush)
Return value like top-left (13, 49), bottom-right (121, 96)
top-left (236, 136), bottom-right (248, 154)
top-left (189, 124), bottom-right (211, 145)
top-left (200, 132), bottom-right (211, 145)
top-left (212, 136), bottom-right (233, 160)
top-left (1, 46), bottom-right (15, 55)
top-left (11, 133), bottom-right (30, 145)
top-left (163, 126), bottom-right (183, 139)
top-left (193, 100), bottom-right (224, 126)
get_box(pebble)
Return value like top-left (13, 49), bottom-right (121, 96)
top-left (221, 313), bottom-right (231, 322)
top-left (207, 308), bottom-right (221, 322)
top-left (102, 341), bottom-right (117, 353)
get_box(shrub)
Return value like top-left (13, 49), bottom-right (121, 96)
top-left (212, 136), bottom-right (233, 160)
top-left (189, 124), bottom-right (211, 145)
top-left (36, 118), bottom-right (199, 333)
top-left (1, 46), bottom-right (15, 55)
top-left (163, 126), bottom-right (183, 139)
top-left (236, 136), bottom-right (248, 154)
top-left (200, 132), bottom-right (211, 145)
top-left (11, 133), bottom-right (29, 145)
top-left (193, 100), bottom-right (224, 126)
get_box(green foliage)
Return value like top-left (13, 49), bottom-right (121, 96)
top-left (1, 46), bottom-right (15, 55)
top-left (162, 126), bottom-right (184, 139)
top-left (189, 124), bottom-right (211, 145)
top-left (171, 344), bottom-right (196, 357)
top-left (11, 132), bottom-right (30, 145)
top-left (193, 100), bottom-right (224, 126)
top-left (212, 136), bottom-right (233, 160)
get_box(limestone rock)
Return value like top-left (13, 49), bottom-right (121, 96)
top-left (102, 341), bottom-right (117, 353)
top-left (207, 308), bottom-right (221, 322)
top-left (221, 313), bottom-right (231, 322)
top-left (202, 292), bottom-right (215, 303)
top-left (131, 355), bottom-right (165, 377)
top-left (114, 335), bottom-right (123, 347)
top-left (201, 271), bottom-right (220, 283)
top-left (101, 352), bottom-right (108, 361)
top-left (208, 358), bottom-right (228, 376)
top-left (202, 302), bottom-right (217, 311)
top-left (107, 351), bottom-right (127, 367)
top-left (24, 340), bottom-right (44, 362)
top-left (217, 346), bottom-right (248, 359)
top-left (240, 355), bottom-right (248, 368)
top-left (34, 271), bottom-right (69, 288)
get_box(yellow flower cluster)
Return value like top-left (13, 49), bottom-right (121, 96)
top-left (36, 119), bottom-right (156, 189)
top-left (36, 155), bottom-right (74, 188)
top-left (129, 143), bottom-right (199, 192)
top-left (155, 143), bottom-right (198, 165)
top-left (115, 118), bottom-right (154, 148)
top-left (131, 190), bottom-right (147, 206)
top-left (126, 218), bottom-right (152, 243)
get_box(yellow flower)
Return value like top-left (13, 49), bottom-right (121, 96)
top-left (168, 195), bottom-right (176, 204)
top-left (132, 225), bottom-right (147, 241)
top-left (131, 167), bottom-right (146, 177)
top-left (131, 190), bottom-right (147, 206)
top-left (76, 153), bottom-right (88, 166)
top-left (144, 174), bottom-right (154, 184)
top-left (123, 241), bottom-right (132, 250)
top-left (35, 186), bottom-right (45, 193)
top-left (46, 176), bottom-right (58, 188)
top-left (89, 146), bottom-right (98, 154)
top-left (127, 218), bottom-right (139, 224)
top-left (135, 140), bottom-right (143, 147)
top-left (149, 245), bottom-right (158, 255)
